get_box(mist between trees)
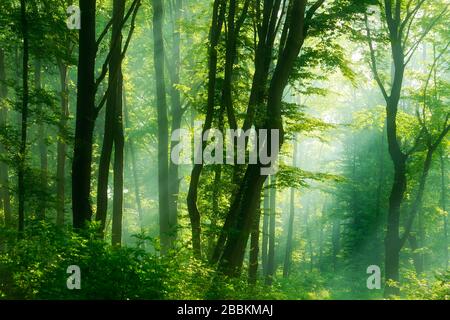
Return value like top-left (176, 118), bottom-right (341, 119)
top-left (0, 0), bottom-right (448, 300)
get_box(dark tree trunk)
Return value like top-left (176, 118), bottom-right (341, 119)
top-left (96, 0), bottom-right (125, 235)
top-left (248, 203), bottom-right (261, 285)
top-left (72, 0), bottom-right (96, 229)
top-left (18, 0), bottom-right (29, 233)
top-left (261, 179), bottom-right (270, 276)
top-left (265, 177), bottom-right (276, 285)
top-left (34, 59), bottom-right (47, 221)
top-left (152, 0), bottom-right (170, 254)
top-left (0, 49), bottom-right (12, 227)
top-left (217, 0), bottom-right (309, 277)
top-left (187, 0), bottom-right (225, 258)
top-left (56, 60), bottom-right (68, 226)
top-left (112, 72), bottom-right (124, 247)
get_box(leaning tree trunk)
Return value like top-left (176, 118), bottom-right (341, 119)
top-left (72, 0), bottom-right (96, 229)
top-left (218, 0), bottom-right (308, 277)
top-left (187, 0), bottom-right (225, 258)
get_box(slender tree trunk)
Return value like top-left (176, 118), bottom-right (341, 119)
top-left (72, 0), bottom-right (96, 229)
top-left (248, 202), bottom-right (261, 285)
top-left (440, 151), bottom-right (448, 270)
top-left (384, 39), bottom-right (407, 297)
top-left (18, 0), bottom-right (29, 233)
top-left (35, 59), bottom-right (47, 221)
top-left (265, 177), bottom-right (276, 285)
top-left (261, 179), bottom-right (270, 276)
top-left (283, 139), bottom-right (298, 278)
top-left (187, 0), bottom-right (225, 258)
top-left (123, 88), bottom-right (144, 232)
top-left (167, 0), bottom-right (183, 247)
top-left (217, 0), bottom-right (309, 277)
top-left (112, 72), bottom-right (124, 247)
top-left (153, 0), bottom-right (170, 254)
top-left (56, 60), bottom-right (68, 226)
top-left (0, 49), bottom-right (12, 227)
top-left (96, 0), bottom-right (125, 234)
top-left (332, 217), bottom-right (340, 272)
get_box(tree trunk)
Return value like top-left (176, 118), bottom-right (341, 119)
top-left (283, 139), bottom-right (298, 278)
top-left (265, 177), bottom-right (276, 285)
top-left (96, 0), bottom-right (125, 234)
top-left (217, 0), bottom-right (308, 277)
top-left (248, 203), bottom-right (261, 285)
top-left (56, 60), bottom-right (68, 226)
top-left (0, 49), bottom-right (12, 227)
top-left (35, 59), bottom-right (47, 221)
top-left (167, 0), bottom-right (183, 247)
top-left (72, 0), bottom-right (96, 229)
top-left (112, 72), bottom-right (124, 247)
top-left (187, 0), bottom-right (225, 258)
top-left (332, 217), bottom-right (340, 272)
top-left (123, 87), bottom-right (144, 232)
top-left (261, 179), bottom-right (270, 276)
top-left (440, 151), bottom-right (448, 270)
top-left (152, 0), bottom-right (170, 254)
top-left (18, 0), bottom-right (29, 233)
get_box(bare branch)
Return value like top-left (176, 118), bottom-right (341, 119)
top-left (94, 0), bottom-right (140, 93)
top-left (404, 6), bottom-right (448, 66)
top-left (365, 13), bottom-right (389, 102)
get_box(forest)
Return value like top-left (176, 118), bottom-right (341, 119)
top-left (0, 0), bottom-right (449, 300)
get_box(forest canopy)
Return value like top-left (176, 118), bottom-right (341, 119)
top-left (0, 0), bottom-right (449, 300)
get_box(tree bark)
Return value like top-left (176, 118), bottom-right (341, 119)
top-left (248, 203), bottom-right (261, 285)
top-left (112, 72), bottom-right (124, 247)
top-left (18, 0), bottom-right (29, 233)
top-left (265, 177), bottom-right (276, 285)
top-left (96, 0), bottom-right (125, 235)
top-left (261, 179), bottom-right (270, 276)
top-left (56, 60), bottom-right (69, 226)
top-left (167, 0), bottom-right (183, 246)
top-left (283, 139), bottom-right (298, 278)
top-left (217, 0), bottom-right (309, 277)
top-left (72, 0), bottom-right (96, 229)
top-left (0, 49), bottom-right (12, 227)
top-left (34, 59), bottom-right (47, 221)
top-left (187, 0), bottom-right (225, 258)
top-left (440, 151), bottom-right (448, 270)
top-left (152, 0), bottom-right (170, 254)
top-left (123, 87), bottom-right (144, 232)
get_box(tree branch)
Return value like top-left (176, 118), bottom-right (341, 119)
top-left (365, 13), bottom-right (389, 102)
